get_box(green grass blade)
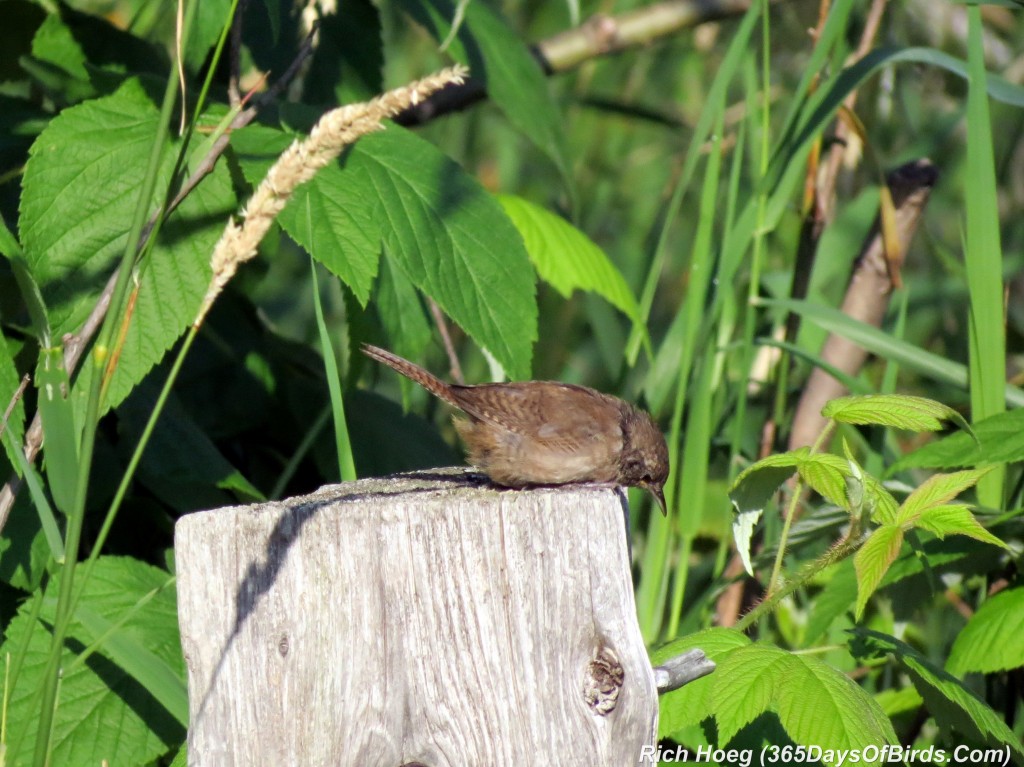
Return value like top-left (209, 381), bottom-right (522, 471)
top-left (310, 258), bottom-right (357, 483)
top-left (964, 5), bottom-right (1006, 508)
top-left (2, 428), bottom-right (64, 563)
top-left (65, 584), bottom-right (188, 726)
top-left (759, 298), bottom-right (1024, 408)
top-left (35, 347), bottom-right (80, 517)
top-left (624, 0), bottom-right (761, 364)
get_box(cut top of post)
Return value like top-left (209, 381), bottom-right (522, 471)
top-left (175, 468), bottom-right (658, 766)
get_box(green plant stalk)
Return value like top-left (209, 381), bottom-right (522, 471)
top-left (729, 0), bottom-right (773, 478)
top-left (57, 0), bottom-right (241, 709)
top-left (625, 0), bottom-right (762, 366)
top-left (73, 328), bottom-right (199, 616)
top-left (737, 529), bottom-right (860, 632)
top-left (866, 289), bottom-right (909, 479)
top-left (767, 422), bottom-right (834, 591)
top-left (964, 4), bottom-right (1006, 509)
top-left (310, 258), bottom-right (357, 482)
top-left (31, 6), bottom-right (198, 761)
top-left (271, 404), bottom-right (332, 500)
top-left (635, 142), bottom-right (720, 639)
top-left (662, 123), bottom-right (725, 639)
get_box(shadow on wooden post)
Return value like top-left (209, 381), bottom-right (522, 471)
top-left (175, 467), bottom-right (658, 765)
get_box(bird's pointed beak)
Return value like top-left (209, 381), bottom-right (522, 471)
top-left (647, 484), bottom-right (667, 516)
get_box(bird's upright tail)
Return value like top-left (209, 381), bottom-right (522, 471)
top-left (361, 344), bottom-right (457, 407)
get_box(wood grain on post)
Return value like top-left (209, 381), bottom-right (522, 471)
top-left (175, 468), bottom-right (657, 766)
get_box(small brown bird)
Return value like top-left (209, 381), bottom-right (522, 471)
top-left (362, 344), bottom-right (669, 513)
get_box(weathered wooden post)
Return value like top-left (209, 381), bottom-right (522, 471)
top-left (175, 468), bottom-right (660, 765)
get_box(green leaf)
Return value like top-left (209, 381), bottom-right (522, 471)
top-left (712, 644), bottom-right (897, 757)
top-left (852, 629), bottom-right (1024, 761)
top-left (311, 259), bottom-right (357, 482)
top-left (72, 597), bottom-right (188, 728)
top-left (20, 79), bottom-right (157, 337)
top-left (652, 628), bottom-right (750, 739)
top-left (0, 557), bottom-right (185, 765)
top-left (2, 427), bottom-right (65, 564)
top-left (863, 474), bottom-right (900, 525)
top-left (0, 330), bottom-right (26, 466)
top-left (1, 214), bottom-right (51, 344)
top-left (729, 450), bottom-right (806, 575)
top-left (231, 124), bottom-right (380, 304)
top-left (823, 394), bottom-right (969, 433)
top-left (796, 453), bottom-right (849, 509)
top-left (759, 298), bottom-right (1024, 408)
top-left (347, 130), bottom-right (537, 379)
top-left (374, 253), bottom-right (432, 387)
top-left (496, 194), bottom-right (640, 324)
top-left (402, 0), bottom-right (572, 190)
top-left (890, 408), bottom-right (1024, 473)
top-left (32, 13), bottom-right (89, 84)
top-left (914, 504), bottom-right (1008, 549)
top-left (854, 525), bottom-right (904, 618)
top-left (947, 587), bottom-right (1024, 675)
top-left (964, 4), bottom-right (1008, 510)
top-left (35, 346), bottom-right (79, 515)
top-left (21, 79), bottom-right (236, 412)
top-left (896, 469), bottom-right (991, 525)
top-left (234, 126), bottom-right (537, 379)
top-left (874, 686), bottom-right (924, 718)
top-left (103, 143), bottom-right (235, 411)
top-left (711, 643), bottom-right (788, 742)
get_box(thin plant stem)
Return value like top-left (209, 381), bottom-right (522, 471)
top-left (30, 2), bottom-right (197, 757)
top-left (767, 422), bottom-right (835, 591)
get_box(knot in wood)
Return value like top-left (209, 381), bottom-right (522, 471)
top-left (583, 645), bottom-right (624, 716)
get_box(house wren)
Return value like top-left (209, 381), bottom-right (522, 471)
top-left (362, 344), bottom-right (669, 513)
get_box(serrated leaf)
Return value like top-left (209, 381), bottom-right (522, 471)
top-left (729, 448), bottom-right (807, 502)
top-left (713, 644), bottom-right (896, 758)
top-left (863, 474), bottom-right (900, 525)
top-left (20, 79), bottom-right (158, 337)
top-left (0, 557), bottom-right (185, 764)
top-left (32, 12), bottom-right (89, 84)
top-left (652, 628), bottom-right (750, 739)
top-left (875, 685), bottom-right (924, 717)
top-left (374, 252), bottom-right (432, 372)
top-left (854, 525), bottom-right (904, 618)
top-left (890, 408), bottom-right (1024, 473)
top-left (796, 453), bottom-right (849, 509)
top-left (234, 126), bottom-right (537, 378)
top-left (21, 79), bottom-right (236, 413)
top-left (730, 451), bottom-right (806, 576)
top-left (496, 194), bottom-right (640, 323)
top-left (914, 504), bottom-right (1008, 549)
top-left (231, 125), bottom-right (380, 304)
top-left (947, 587), bottom-right (1024, 675)
top-left (775, 655), bottom-right (897, 763)
top-left (852, 629), bottom-right (1024, 761)
top-left (347, 130), bottom-right (537, 379)
top-left (823, 394), bottom-right (967, 433)
top-left (896, 469), bottom-right (991, 525)
top-left (711, 644), bottom-right (789, 741)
